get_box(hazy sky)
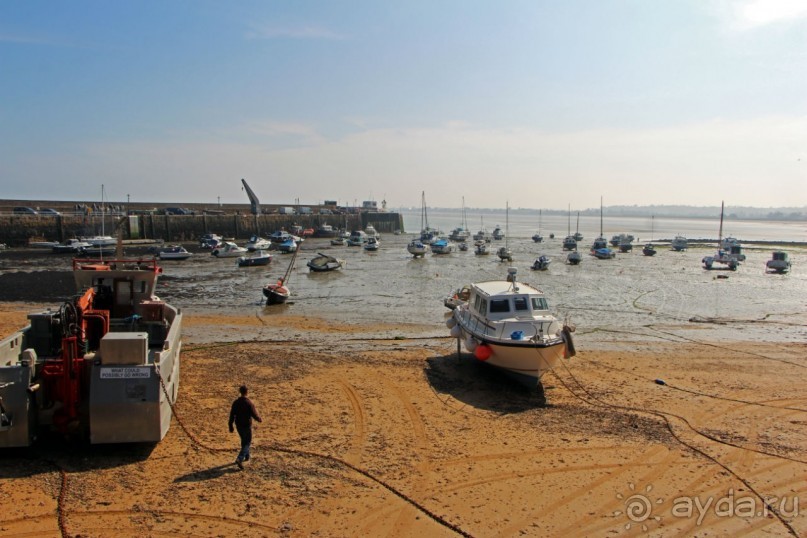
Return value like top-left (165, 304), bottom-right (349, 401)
top-left (1, 1), bottom-right (805, 210)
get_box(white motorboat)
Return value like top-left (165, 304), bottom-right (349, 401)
top-left (212, 241), bottom-right (248, 258)
top-left (492, 225), bottom-right (505, 240)
top-left (671, 235), bottom-right (688, 251)
top-left (237, 250), bottom-right (272, 267)
top-left (330, 237), bottom-right (346, 246)
top-left (766, 251), bottom-right (791, 274)
top-left (307, 252), bottom-right (344, 272)
top-left (347, 230), bottom-right (367, 246)
top-left (199, 233), bottom-right (222, 249)
top-left (158, 245), bottom-right (192, 260)
top-left (364, 237), bottom-right (380, 251)
top-left (245, 235), bottom-right (272, 251)
top-left (81, 235), bottom-right (117, 247)
top-left (531, 255), bottom-right (551, 271)
top-left (365, 225), bottom-right (379, 238)
top-left (447, 267), bottom-right (575, 393)
top-left (407, 239), bottom-right (428, 257)
top-left (52, 238), bottom-right (91, 253)
top-left (278, 238), bottom-right (298, 253)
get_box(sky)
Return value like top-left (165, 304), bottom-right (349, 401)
top-left (1, 0), bottom-right (806, 210)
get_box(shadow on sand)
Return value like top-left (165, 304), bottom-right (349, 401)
top-left (0, 432), bottom-right (157, 480)
top-left (174, 462), bottom-right (242, 482)
top-left (424, 352), bottom-right (549, 415)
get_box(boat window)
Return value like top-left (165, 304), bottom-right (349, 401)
top-left (479, 298), bottom-right (487, 315)
top-left (514, 297), bottom-right (529, 311)
top-left (489, 299), bottom-right (510, 313)
top-left (531, 297), bottom-right (548, 310)
top-left (473, 294), bottom-right (481, 312)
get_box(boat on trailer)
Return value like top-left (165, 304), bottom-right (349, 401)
top-left (447, 268), bottom-right (575, 395)
top-left (0, 258), bottom-right (182, 446)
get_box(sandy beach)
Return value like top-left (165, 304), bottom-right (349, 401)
top-left (1, 299), bottom-right (805, 538)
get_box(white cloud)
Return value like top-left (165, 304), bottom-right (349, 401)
top-left (717, 0), bottom-right (807, 30)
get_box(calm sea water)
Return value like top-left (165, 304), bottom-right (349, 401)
top-left (400, 209), bottom-right (807, 243)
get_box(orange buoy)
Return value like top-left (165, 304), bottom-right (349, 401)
top-left (474, 344), bottom-right (491, 361)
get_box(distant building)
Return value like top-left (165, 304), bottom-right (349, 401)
top-left (362, 200), bottom-right (378, 211)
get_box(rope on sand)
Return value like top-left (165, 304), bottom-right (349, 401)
top-left (155, 367), bottom-right (474, 538)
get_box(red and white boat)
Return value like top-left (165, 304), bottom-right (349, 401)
top-left (447, 268), bottom-right (575, 394)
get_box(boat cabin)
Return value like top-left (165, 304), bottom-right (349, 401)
top-left (468, 281), bottom-right (550, 322)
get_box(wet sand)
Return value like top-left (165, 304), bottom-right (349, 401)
top-left (0, 300), bottom-right (805, 537)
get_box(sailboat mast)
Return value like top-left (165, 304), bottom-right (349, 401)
top-left (600, 196), bottom-right (603, 236)
top-left (718, 201), bottom-right (724, 244)
top-left (567, 204), bottom-right (571, 235)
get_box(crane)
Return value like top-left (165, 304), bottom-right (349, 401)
top-left (241, 178), bottom-right (261, 215)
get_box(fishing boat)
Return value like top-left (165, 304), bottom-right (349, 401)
top-left (364, 236), bottom-right (380, 251)
top-left (531, 255), bottom-right (551, 271)
top-left (562, 205), bottom-right (576, 251)
top-left (702, 201), bottom-right (740, 271)
top-left (766, 251), bottom-right (791, 274)
top-left (237, 250), bottom-right (272, 267)
top-left (245, 235), bottom-right (272, 251)
top-left (443, 285), bottom-right (471, 310)
top-left (591, 197), bottom-right (615, 259)
top-left (306, 252), bottom-right (344, 272)
top-left (671, 235), bottom-right (688, 251)
top-left (263, 248), bottom-right (297, 305)
top-left (447, 267), bottom-right (575, 393)
top-left (0, 258), bottom-right (182, 446)
top-left (347, 230), bottom-right (367, 246)
top-left (278, 238), bottom-right (298, 253)
top-left (199, 233), bottom-right (222, 249)
top-left (158, 245), bottom-right (192, 260)
top-left (52, 238), bottom-right (91, 254)
top-left (407, 239), bottom-right (428, 257)
top-left (531, 209), bottom-right (544, 243)
top-left (431, 237), bottom-right (455, 255)
top-left (212, 241), bottom-right (248, 258)
top-left (618, 234), bottom-right (634, 253)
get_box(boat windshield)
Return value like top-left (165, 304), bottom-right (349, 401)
top-left (531, 297), bottom-right (548, 310)
top-left (490, 299), bottom-right (510, 313)
top-left (514, 297), bottom-right (529, 311)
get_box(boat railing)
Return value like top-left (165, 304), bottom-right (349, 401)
top-left (459, 309), bottom-right (557, 342)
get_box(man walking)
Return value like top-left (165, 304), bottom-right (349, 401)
top-left (229, 385), bottom-right (262, 469)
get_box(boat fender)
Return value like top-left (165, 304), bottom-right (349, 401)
top-left (474, 344), bottom-right (491, 361)
top-left (464, 337), bottom-right (478, 352)
top-left (450, 325), bottom-right (462, 339)
top-left (561, 325), bottom-right (576, 358)
top-left (446, 317), bottom-right (457, 329)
